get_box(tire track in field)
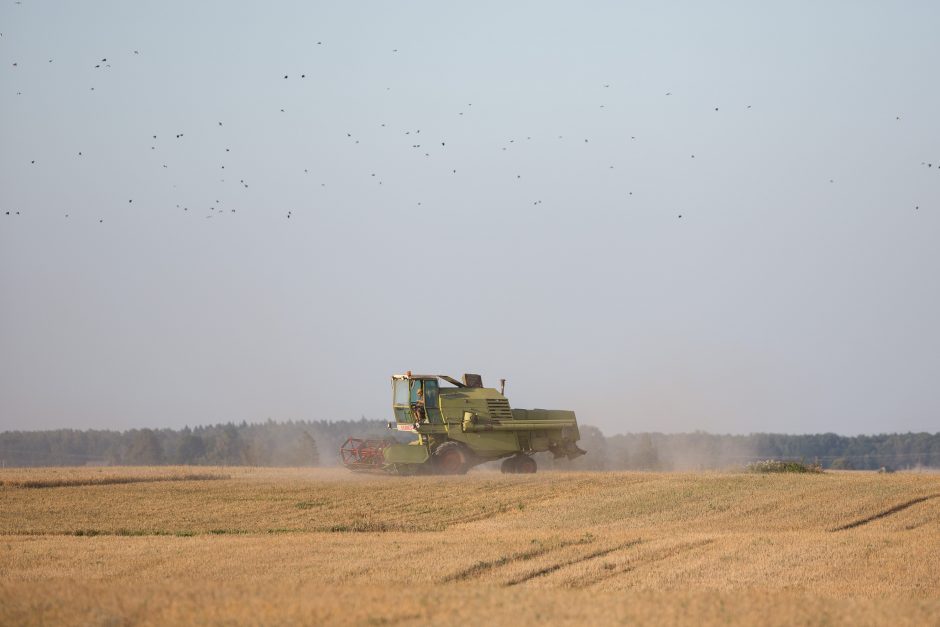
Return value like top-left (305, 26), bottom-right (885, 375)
top-left (830, 494), bottom-right (940, 532)
top-left (439, 537), bottom-right (591, 582)
top-left (503, 539), bottom-right (644, 587)
top-left (437, 507), bottom-right (513, 527)
top-left (569, 538), bottom-right (714, 588)
top-left (439, 489), bottom-right (587, 529)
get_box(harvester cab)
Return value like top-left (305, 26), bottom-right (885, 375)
top-left (340, 372), bottom-right (586, 475)
top-left (392, 375), bottom-right (444, 427)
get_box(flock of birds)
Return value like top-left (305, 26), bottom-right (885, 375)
top-left (2, 13), bottom-right (936, 225)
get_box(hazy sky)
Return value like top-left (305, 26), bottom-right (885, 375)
top-left (1, 1), bottom-right (938, 436)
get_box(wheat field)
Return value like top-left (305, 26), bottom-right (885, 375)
top-left (1, 467), bottom-right (938, 626)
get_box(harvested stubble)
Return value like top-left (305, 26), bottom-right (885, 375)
top-left (1, 467), bottom-right (938, 626)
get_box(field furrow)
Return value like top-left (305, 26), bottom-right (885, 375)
top-left (570, 538), bottom-right (716, 588)
top-left (830, 494), bottom-right (940, 531)
top-left (503, 539), bottom-right (645, 586)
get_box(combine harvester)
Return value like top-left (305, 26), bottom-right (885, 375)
top-left (341, 372), bottom-right (585, 475)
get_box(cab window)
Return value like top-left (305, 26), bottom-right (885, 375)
top-left (393, 379), bottom-right (410, 406)
top-left (423, 379), bottom-right (439, 408)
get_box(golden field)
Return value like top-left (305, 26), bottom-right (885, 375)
top-left (1, 467), bottom-right (938, 626)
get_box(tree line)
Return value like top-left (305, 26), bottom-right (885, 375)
top-left (0, 420), bottom-right (388, 468)
top-left (548, 428), bottom-right (940, 471)
top-left (0, 421), bottom-right (938, 470)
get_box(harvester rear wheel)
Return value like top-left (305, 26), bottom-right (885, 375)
top-left (432, 441), bottom-right (469, 475)
top-left (500, 457), bottom-right (518, 474)
top-left (515, 455), bottom-right (537, 474)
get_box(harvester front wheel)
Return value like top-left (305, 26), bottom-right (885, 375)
top-left (432, 442), bottom-right (470, 475)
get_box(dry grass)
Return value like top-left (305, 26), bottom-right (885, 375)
top-left (1, 467), bottom-right (938, 625)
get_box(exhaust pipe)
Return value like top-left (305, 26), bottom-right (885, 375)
top-left (499, 378), bottom-right (506, 395)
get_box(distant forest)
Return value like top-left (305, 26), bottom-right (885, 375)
top-left (0, 420), bottom-right (938, 470)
